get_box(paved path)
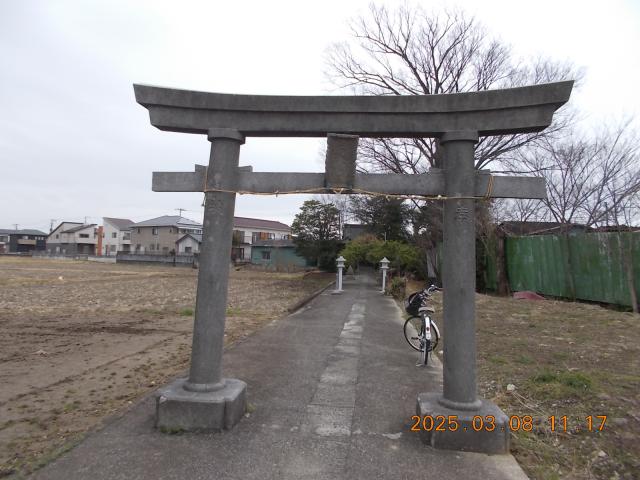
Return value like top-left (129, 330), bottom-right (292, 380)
top-left (32, 272), bottom-right (527, 479)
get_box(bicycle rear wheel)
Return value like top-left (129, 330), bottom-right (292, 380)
top-left (403, 316), bottom-right (423, 351)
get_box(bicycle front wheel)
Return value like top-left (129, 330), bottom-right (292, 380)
top-left (403, 316), bottom-right (423, 351)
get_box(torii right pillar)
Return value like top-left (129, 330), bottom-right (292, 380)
top-left (417, 130), bottom-right (508, 453)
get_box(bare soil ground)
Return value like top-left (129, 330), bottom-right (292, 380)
top-left (0, 257), bottom-right (332, 478)
top-left (405, 280), bottom-right (640, 480)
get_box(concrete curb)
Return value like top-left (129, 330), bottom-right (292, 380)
top-left (286, 280), bottom-right (336, 313)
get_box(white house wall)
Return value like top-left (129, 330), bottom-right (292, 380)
top-left (103, 220), bottom-right (132, 256)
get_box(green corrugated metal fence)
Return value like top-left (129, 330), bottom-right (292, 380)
top-left (498, 232), bottom-right (639, 306)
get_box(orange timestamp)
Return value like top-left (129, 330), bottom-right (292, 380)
top-left (410, 415), bottom-right (607, 433)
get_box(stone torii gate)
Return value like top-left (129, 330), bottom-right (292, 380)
top-left (134, 81), bottom-right (572, 453)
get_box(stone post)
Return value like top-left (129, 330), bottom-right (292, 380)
top-left (416, 131), bottom-right (510, 454)
top-left (380, 257), bottom-right (390, 293)
top-left (155, 128), bottom-right (247, 432)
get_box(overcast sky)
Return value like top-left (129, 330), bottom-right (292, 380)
top-left (1, 0), bottom-right (639, 233)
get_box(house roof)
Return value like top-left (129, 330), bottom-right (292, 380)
top-left (591, 225), bottom-right (640, 233)
top-left (61, 224), bottom-right (97, 233)
top-left (233, 216), bottom-right (290, 231)
top-left (177, 233), bottom-right (203, 244)
top-left (0, 228), bottom-right (48, 236)
top-left (498, 221), bottom-right (592, 236)
top-left (252, 239), bottom-right (296, 248)
top-left (104, 217), bottom-right (134, 230)
top-left (131, 215), bottom-right (202, 228)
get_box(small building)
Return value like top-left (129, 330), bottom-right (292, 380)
top-left (130, 215), bottom-right (202, 254)
top-left (0, 228), bottom-right (47, 254)
top-left (102, 217), bottom-right (134, 255)
top-left (176, 233), bottom-right (202, 255)
top-left (250, 239), bottom-right (309, 269)
top-left (46, 222), bottom-right (98, 255)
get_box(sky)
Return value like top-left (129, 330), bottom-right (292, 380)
top-left (1, 0), bottom-right (639, 233)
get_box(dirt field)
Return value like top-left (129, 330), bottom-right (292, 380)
top-left (406, 280), bottom-right (640, 480)
top-left (0, 257), bottom-right (332, 478)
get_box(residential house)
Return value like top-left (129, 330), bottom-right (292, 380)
top-left (175, 216), bottom-right (291, 261)
top-left (130, 216), bottom-right (202, 254)
top-left (102, 217), bottom-right (134, 255)
top-left (250, 239), bottom-right (309, 269)
top-left (46, 222), bottom-right (98, 255)
top-left (0, 229), bottom-right (47, 254)
top-left (231, 216), bottom-right (291, 261)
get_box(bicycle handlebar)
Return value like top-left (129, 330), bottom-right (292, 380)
top-left (422, 284), bottom-right (442, 296)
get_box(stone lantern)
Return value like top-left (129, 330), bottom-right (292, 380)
top-left (336, 255), bottom-right (346, 292)
top-left (380, 257), bottom-right (390, 293)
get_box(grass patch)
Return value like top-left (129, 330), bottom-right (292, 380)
top-left (62, 401), bottom-right (81, 413)
top-left (488, 355), bottom-right (507, 365)
top-left (179, 307), bottom-right (193, 316)
top-left (515, 354), bottom-right (534, 365)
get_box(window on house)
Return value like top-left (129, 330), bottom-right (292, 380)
top-left (185, 246), bottom-right (192, 253)
top-left (232, 230), bottom-right (245, 244)
top-left (79, 233), bottom-right (89, 238)
top-left (162, 247), bottom-right (169, 253)
top-left (123, 232), bottom-right (130, 240)
top-left (149, 244), bottom-right (155, 251)
top-left (0, 235), bottom-right (7, 242)
top-left (110, 245), bottom-right (117, 252)
top-left (152, 227), bottom-right (158, 235)
top-left (136, 244), bottom-right (141, 251)
top-left (112, 232), bottom-right (117, 238)
top-left (55, 234), bottom-right (59, 239)
top-left (261, 250), bottom-right (271, 260)
top-left (137, 228), bottom-right (140, 233)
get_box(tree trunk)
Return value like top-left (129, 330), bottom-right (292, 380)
top-left (495, 229), bottom-right (510, 296)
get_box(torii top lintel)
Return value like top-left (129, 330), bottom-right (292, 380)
top-left (133, 81), bottom-right (573, 138)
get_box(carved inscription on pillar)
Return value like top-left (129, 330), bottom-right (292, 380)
top-left (454, 205), bottom-right (471, 224)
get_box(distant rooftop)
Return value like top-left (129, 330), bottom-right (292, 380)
top-left (177, 233), bottom-right (203, 243)
top-left (0, 228), bottom-right (48, 236)
top-left (61, 224), bottom-right (97, 233)
top-left (104, 217), bottom-right (134, 230)
top-left (132, 216), bottom-right (202, 228)
top-left (233, 216), bottom-right (290, 231)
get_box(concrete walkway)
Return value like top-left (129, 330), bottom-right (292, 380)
top-left (32, 272), bottom-right (527, 480)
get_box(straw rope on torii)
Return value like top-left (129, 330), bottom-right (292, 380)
top-left (134, 80), bottom-right (573, 453)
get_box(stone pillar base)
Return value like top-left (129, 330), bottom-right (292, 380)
top-left (156, 377), bottom-right (247, 432)
top-left (416, 392), bottom-right (509, 454)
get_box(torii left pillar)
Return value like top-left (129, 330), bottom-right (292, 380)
top-left (155, 128), bottom-right (247, 431)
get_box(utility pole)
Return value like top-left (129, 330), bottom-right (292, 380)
top-left (50, 219), bottom-right (57, 233)
top-left (13, 224), bottom-right (19, 231)
top-left (176, 207), bottom-right (186, 217)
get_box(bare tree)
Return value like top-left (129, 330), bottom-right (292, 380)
top-left (326, 4), bottom-right (581, 173)
top-left (502, 120), bottom-right (640, 227)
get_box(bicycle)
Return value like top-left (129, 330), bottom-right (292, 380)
top-left (403, 284), bottom-right (442, 366)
